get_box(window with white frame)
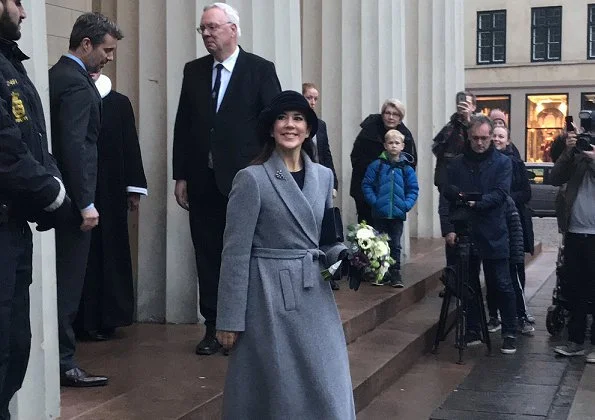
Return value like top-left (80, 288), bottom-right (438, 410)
top-left (531, 6), bottom-right (562, 62)
top-left (588, 4), bottom-right (595, 59)
top-left (477, 10), bottom-right (506, 64)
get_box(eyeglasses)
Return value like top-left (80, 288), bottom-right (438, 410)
top-left (197, 22), bottom-right (233, 35)
top-left (383, 111), bottom-right (401, 118)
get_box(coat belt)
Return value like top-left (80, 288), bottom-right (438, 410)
top-left (251, 247), bottom-right (326, 289)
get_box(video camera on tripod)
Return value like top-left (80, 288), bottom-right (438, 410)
top-left (433, 185), bottom-right (492, 362)
top-left (443, 186), bottom-right (482, 234)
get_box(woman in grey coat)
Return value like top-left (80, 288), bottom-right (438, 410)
top-left (216, 91), bottom-right (356, 420)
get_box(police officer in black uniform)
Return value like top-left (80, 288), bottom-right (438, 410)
top-left (0, 1), bottom-right (72, 418)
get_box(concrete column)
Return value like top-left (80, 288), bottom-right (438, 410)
top-left (132, 0), bottom-right (169, 323)
top-left (409, 0), bottom-right (465, 239)
top-left (311, 1), bottom-right (413, 257)
top-left (93, 0), bottom-right (199, 324)
top-left (10, 1), bottom-right (61, 418)
top-left (234, 0), bottom-right (302, 90)
top-left (164, 1), bottom-right (200, 323)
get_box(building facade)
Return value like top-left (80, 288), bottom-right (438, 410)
top-left (12, 1), bottom-right (463, 417)
top-left (465, 0), bottom-right (595, 162)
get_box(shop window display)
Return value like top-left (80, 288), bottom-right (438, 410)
top-left (477, 95), bottom-right (511, 124)
top-left (526, 94), bottom-right (567, 162)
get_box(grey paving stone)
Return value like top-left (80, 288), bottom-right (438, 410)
top-left (457, 380), bottom-right (557, 395)
top-left (461, 368), bottom-right (563, 387)
top-left (437, 388), bottom-right (556, 416)
top-left (430, 407), bottom-right (544, 420)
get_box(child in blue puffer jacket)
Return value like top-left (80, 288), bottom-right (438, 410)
top-left (362, 129), bottom-right (419, 287)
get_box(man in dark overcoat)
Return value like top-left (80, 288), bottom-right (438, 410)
top-left (49, 12), bottom-right (122, 387)
top-left (74, 74), bottom-right (147, 341)
top-left (439, 115), bottom-right (518, 355)
top-left (0, 1), bottom-right (72, 417)
top-left (172, 2), bottom-right (281, 355)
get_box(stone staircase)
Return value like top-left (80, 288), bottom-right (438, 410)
top-left (60, 238), bottom-right (542, 419)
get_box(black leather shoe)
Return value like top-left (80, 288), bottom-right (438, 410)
top-left (60, 367), bottom-right (108, 387)
top-left (77, 330), bottom-right (109, 341)
top-left (195, 335), bottom-right (222, 355)
top-left (330, 279), bottom-right (340, 290)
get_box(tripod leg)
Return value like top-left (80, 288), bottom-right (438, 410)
top-left (433, 288), bottom-right (452, 353)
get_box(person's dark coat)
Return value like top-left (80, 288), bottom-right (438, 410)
top-left (350, 113), bottom-right (417, 202)
top-left (49, 56), bottom-right (101, 210)
top-left (432, 112), bottom-right (467, 189)
top-left (315, 118), bottom-right (338, 190)
top-left (550, 145), bottom-right (594, 233)
top-left (439, 142), bottom-right (512, 259)
top-left (500, 144), bottom-right (534, 254)
top-left (0, 39), bottom-right (65, 220)
top-left (75, 90), bottom-right (147, 333)
top-left (172, 47), bottom-right (282, 197)
top-left (506, 196), bottom-right (525, 264)
top-left (361, 152), bottom-right (418, 220)
top-left (49, 55), bottom-right (103, 372)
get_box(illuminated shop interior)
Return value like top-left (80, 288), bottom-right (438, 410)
top-left (526, 94), bottom-right (568, 162)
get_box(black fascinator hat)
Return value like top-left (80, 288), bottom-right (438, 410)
top-left (257, 90), bottom-right (319, 142)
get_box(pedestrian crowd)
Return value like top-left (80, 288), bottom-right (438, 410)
top-left (1, 1), bottom-right (594, 420)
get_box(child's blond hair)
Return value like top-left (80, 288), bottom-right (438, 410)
top-left (384, 129), bottom-right (405, 143)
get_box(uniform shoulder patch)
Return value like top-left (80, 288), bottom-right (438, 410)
top-left (11, 91), bottom-right (28, 123)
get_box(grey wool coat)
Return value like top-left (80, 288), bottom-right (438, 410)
top-left (217, 150), bottom-right (356, 420)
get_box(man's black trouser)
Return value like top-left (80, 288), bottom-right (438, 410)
top-left (56, 222), bottom-right (92, 373)
top-left (354, 198), bottom-right (372, 225)
top-left (189, 170), bottom-right (228, 337)
top-left (467, 257), bottom-right (518, 337)
top-left (487, 262), bottom-right (528, 320)
top-left (564, 232), bottom-right (595, 345)
top-left (0, 221), bottom-right (32, 419)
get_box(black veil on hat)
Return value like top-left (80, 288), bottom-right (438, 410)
top-left (257, 90), bottom-right (319, 142)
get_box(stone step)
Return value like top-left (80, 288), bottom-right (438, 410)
top-left (335, 239), bottom-right (445, 345)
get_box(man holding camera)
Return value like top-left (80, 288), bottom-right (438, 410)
top-left (550, 114), bottom-right (595, 361)
top-left (432, 91), bottom-right (477, 191)
top-left (439, 115), bottom-right (518, 354)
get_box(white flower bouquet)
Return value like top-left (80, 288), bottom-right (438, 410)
top-left (346, 221), bottom-right (394, 286)
top-left (320, 221), bottom-right (394, 290)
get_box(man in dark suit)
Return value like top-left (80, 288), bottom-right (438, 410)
top-left (173, 2), bottom-right (281, 355)
top-left (49, 12), bottom-right (123, 387)
top-left (302, 83), bottom-right (338, 196)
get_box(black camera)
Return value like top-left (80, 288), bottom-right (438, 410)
top-left (444, 186), bottom-right (482, 234)
top-left (576, 110), bottom-right (595, 152)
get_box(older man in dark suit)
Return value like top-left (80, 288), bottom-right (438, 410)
top-left (173, 2), bottom-right (281, 355)
top-left (49, 12), bottom-right (122, 387)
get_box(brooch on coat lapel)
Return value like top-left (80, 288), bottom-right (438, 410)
top-left (275, 170), bottom-right (286, 180)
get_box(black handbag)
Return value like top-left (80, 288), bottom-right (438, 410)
top-left (320, 207), bottom-right (344, 246)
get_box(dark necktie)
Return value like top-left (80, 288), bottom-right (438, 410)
top-left (212, 63), bottom-right (224, 115)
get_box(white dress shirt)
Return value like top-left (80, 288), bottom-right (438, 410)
top-left (212, 46), bottom-right (240, 112)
